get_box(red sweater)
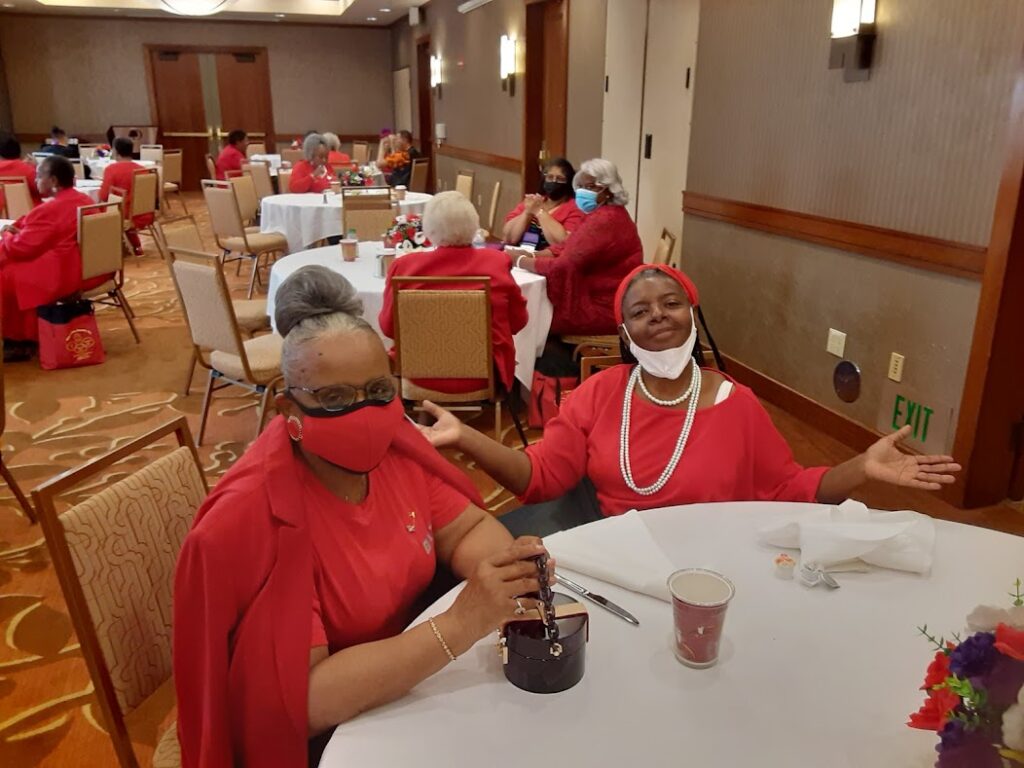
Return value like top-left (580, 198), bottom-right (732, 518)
top-left (288, 160), bottom-right (335, 193)
top-left (504, 198), bottom-right (585, 255)
top-left (0, 158), bottom-right (43, 210)
top-left (379, 245), bottom-right (529, 392)
top-left (533, 204), bottom-right (643, 334)
top-left (522, 365), bottom-right (828, 516)
top-left (99, 160), bottom-right (155, 227)
top-left (215, 144), bottom-right (245, 180)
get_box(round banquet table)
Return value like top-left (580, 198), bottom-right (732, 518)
top-left (260, 191), bottom-right (432, 253)
top-left (266, 243), bottom-right (553, 387)
top-left (75, 179), bottom-right (102, 202)
top-left (317, 502), bottom-right (1024, 768)
top-left (84, 157), bottom-right (157, 179)
top-left (249, 153), bottom-right (282, 169)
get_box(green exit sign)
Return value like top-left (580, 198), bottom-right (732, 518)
top-left (891, 394), bottom-right (935, 442)
top-left (876, 382), bottom-right (954, 455)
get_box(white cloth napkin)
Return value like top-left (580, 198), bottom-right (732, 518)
top-left (545, 511), bottom-right (674, 602)
top-left (758, 499), bottom-right (935, 574)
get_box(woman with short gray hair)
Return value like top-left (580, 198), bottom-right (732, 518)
top-left (321, 132), bottom-right (351, 167)
top-left (289, 132), bottom-right (335, 193)
top-left (514, 157), bottom-right (643, 335)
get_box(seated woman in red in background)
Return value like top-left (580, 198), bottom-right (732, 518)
top-left (0, 156), bottom-right (112, 362)
top-left (322, 132), bottom-right (352, 168)
top-left (379, 191), bottom-right (528, 395)
top-left (503, 157), bottom-right (585, 256)
top-left (289, 133), bottom-right (336, 194)
top-left (214, 129), bottom-right (247, 180)
top-left (99, 137), bottom-right (154, 256)
top-left (0, 133), bottom-right (42, 211)
top-left (174, 266), bottom-right (552, 767)
top-left (417, 264), bottom-right (962, 537)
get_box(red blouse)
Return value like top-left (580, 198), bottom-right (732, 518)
top-left (504, 198), bottom-right (585, 256)
top-left (532, 204), bottom-right (643, 335)
top-left (215, 144), bottom-right (245, 180)
top-left (100, 160), bottom-right (155, 227)
top-left (289, 160), bottom-right (335, 193)
top-left (522, 365), bottom-right (828, 516)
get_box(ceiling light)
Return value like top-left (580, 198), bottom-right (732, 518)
top-left (1, 3), bottom-right (14, 7)
top-left (367, 16), bottom-right (377, 21)
top-left (160, 0), bottom-right (235, 16)
top-left (379, 7), bottom-right (391, 11)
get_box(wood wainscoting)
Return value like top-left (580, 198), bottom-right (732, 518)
top-left (435, 144), bottom-right (523, 175)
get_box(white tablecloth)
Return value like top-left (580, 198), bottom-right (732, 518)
top-left (0, 219), bottom-right (13, 228)
top-left (75, 179), bottom-right (102, 202)
top-left (266, 243), bottom-right (553, 387)
top-left (319, 502), bottom-right (1024, 768)
top-left (249, 153), bottom-right (282, 169)
top-left (260, 192), bottom-right (432, 253)
top-left (85, 158), bottom-right (157, 179)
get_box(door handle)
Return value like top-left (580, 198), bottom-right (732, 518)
top-left (644, 134), bottom-right (653, 160)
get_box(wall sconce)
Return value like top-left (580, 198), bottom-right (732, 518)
top-left (430, 54), bottom-right (443, 98)
top-left (500, 34), bottom-right (517, 96)
top-left (829, 0), bottom-right (876, 82)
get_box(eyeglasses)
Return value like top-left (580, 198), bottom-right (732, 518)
top-left (286, 376), bottom-right (396, 413)
top-left (579, 181), bottom-right (606, 192)
top-left (544, 174), bottom-right (568, 183)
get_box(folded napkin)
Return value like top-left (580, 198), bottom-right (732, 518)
top-left (758, 499), bottom-right (935, 574)
top-left (545, 511), bottom-right (674, 602)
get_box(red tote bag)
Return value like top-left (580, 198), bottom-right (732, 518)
top-left (527, 372), bottom-right (577, 429)
top-left (37, 300), bottom-right (105, 370)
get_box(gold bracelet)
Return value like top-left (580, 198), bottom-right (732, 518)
top-left (428, 616), bottom-right (456, 662)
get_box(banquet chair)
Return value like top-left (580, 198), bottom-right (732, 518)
top-left (202, 180), bottom-right (288, 298)
top-left (204, 154), bottom-right (217, 181)
top-left (0, 328), bottom-right (36, 523)
top-left (246, 142), bottom-right (267, 158)
top-left (79, 201), bottom-right (140, 343)
top-left (242, 161), bottom-right (274, 204)
top-left (227, 173), bottom-right (260, 227)
top-left (455, 169), bottom-right (475, 203)
top-left (168, 247), bottom-right (283, 443)
top-left (120, 168), bottom-right (161, 250)
top-left (79, 143), bottom-right (100, 160)
top-left (277, 167), bottom-right (293, 194)
top-left (281, 148), bottom-right (303, 166)
top-left (70, 158), bottom-right (86, 180)
top-left (351, 141), bottom-right (369, 165)
top-left (141, 144), bottom-right (164, 164)
top-left (409, 158), bottom-right (430, 193)
top-left (161, 149), bottom-right (188, 215)
top-left (31, 415), bottom-right (207, 768)
top-left (341, 189), bottom-right (396, 242)
top-left (481, 180), bottom-right (502, 237)
top-left (0, 177), bottom-right (33, 220)
top-left (391, 276), bottom-right (528, 447)
top-left (581, 353), bottom-right (622, 382)
top-left (652, 228), bottom-right (677, 266)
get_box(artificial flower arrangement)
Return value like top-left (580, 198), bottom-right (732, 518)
top-left (908, 579), bottom-right (1024, 766)
top-left (290, 137), bottom-right (302, 149)
top-left (95, 144), bottom-right (112, 158)
top-left (385, 214), bottom-right (429, 250)
top-left (340, 169), bottom-right (372, 187)
top-left (382, 150), bottom-right (410, 172)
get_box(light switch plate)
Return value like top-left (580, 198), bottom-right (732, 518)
top-left (826, 328), bottom-right (847, 358)
top-left (888, 352), bottom-right (905, 382)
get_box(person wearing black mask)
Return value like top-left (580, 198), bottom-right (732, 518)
top-left (502, 158), bottom-right (584, 256)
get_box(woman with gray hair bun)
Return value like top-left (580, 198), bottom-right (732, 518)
top-left (321, 132), bottom-right (352, 167)
top-left (289, 132), bottom-right (336, 193)
top-left (514, 157), bottom-right (643, 336)
top-left (174, 264), bottom-right (553, 767)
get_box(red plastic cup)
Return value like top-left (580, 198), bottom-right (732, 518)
top-left (668, 568), bottom-right (735, 668)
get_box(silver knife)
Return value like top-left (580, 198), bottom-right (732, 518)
top-left (555, 573), bottom-right (640, 626)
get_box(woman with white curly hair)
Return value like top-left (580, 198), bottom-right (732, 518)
top-left (513, 157), bottom-right (642, 335)
top-left (379, 191), bottom-right (528, 395)
top-left (289, 132), bottom-right (336, 193)
top-left (322, 132), bottom-right (352, 168)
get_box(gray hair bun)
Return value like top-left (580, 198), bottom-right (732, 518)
top-left (274, 266), bottom-right (364, 337)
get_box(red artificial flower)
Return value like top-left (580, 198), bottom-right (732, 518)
top-left (922, 650), bottom-right (951, 690)
top-left (907, 687), bottom-right (961, 731)
top-left (995, 622), bottom-right (1024, 661)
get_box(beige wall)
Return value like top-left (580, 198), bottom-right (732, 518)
top-left (683, 0), bottom-right (1024, 451)
top-left (0, 15), bottom-right (394, 138)
top-left (566, 0), bottom-right (607, 165)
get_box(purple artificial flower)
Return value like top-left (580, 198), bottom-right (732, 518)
top-left (937, 719), bottom-right (966, 751)
top-left (934, 727), bottom-right (1003, 768)
top-left (949, 632), bottom-right (996, 679)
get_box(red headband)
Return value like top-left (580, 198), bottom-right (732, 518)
top-left (613, 264), bottom-right (700, 325)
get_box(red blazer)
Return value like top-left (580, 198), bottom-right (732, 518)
top-left (504, 198), bottom-right (585, 256)
top-left (215, 144), bottom-right (245, 180)
top-left (0, 187), bottom-right (104, 309)
top-left (0, 158), bottom-right (43, 210)
top-left (327, 150), bottom-right (352, 166)
top-left (288, 160), bottom-right (335, 193)
top-left (533, 204), bottom-right (643, 335)
top-left (173, 417), bottom-right (482, 768)
top-left (379, 245), bottom-right (529, 392)
top-left (99, 160), bottom-right (155, 228)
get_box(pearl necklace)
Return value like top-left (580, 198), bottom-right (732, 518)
top-left (619, 364), bottom-right (702, 496)
top-left (636, 365), bottom-right (694, 406)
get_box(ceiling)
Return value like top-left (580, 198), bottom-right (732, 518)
top-left (0, 0), bottom-right (425, 26)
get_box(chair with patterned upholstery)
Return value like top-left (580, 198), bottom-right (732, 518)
top-left (168, 247), bottom-right (283, 443)
top-left (31, 416), bottom-right (208, 768)
top-left (242, 161), bottom-right (274, 204)
top-left (341, 187), bottom-right (395, 241)
top-left (351, 141), bottom-right (369, 165)
top-left (391, 275), bottom-right (527, 446)
top-left (455, 169), bottom-right (475, 202)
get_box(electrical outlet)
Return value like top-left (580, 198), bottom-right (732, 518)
top-left (888, 352), bottom-right (905, 382)
top-left (826, 328), bottom-right (846, 358)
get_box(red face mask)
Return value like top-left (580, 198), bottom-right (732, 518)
top-left (299, 397), bottom-right (405, 473)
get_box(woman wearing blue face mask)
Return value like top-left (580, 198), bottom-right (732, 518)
top-left (512, 158), bottom-right (643, 335)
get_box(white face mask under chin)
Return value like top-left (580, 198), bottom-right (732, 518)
top-left (622, 310), bottom-right (697, 380)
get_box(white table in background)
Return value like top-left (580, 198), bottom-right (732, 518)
top-left (75, 179), bottom-right (102, 202)
top-left (85, 158), bottom-right (157, 180)
top-left (260, 192), bottom-right (432, 254)
top-left (249, 153), bottom-right (282, 169)
top-left (318, 502), bottom-right (1024, 768)
top-left (0, 219), bottom-right (13, 228)
top-left (266, 243), bottom-right (553, 387)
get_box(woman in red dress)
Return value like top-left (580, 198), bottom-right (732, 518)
top-left (0, 133), bottom-right (42, 211)
top-left (418, 264), bottom-right (962, 535)
top-left (99, 137), bottom-right (155, 255)
top-left (214, 129), bottom-right (247, 180)
top-left (174, 266), bottom-right (553, 768)
top-left (322, 132), bottom-right (352, 168)
top-left (379, 191), bottom-right (528, 395)
top-left (289, 133), bottom-right (335, 194)
top-left (503, 158), bottom-right (585, 256)
top-left (512, 158), bottom-right (643, 336)
top-left (0, 156), bottom-right (108, 360)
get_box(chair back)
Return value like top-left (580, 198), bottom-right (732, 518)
top-left (281, 148), bottom-right (303, 166)
top-left (341, 186), bottom-right (392, 210)
top-left (391, 276), bottom-right (494, 391)
top-left (342, 207), bottom-right (396, 242)
top-left (161, 149), bottom-right (183, 185)
top-left (129, 168), bottom-right (159, 219)
top-left (78, 202), bottom-right (124, 281)
top-left (31, 417), bottom-right (206, 768)
top-left (242, 161), bottom-right (274, 201)
top-left (455, 169), bottom-right (475, 201)
top-left (486, 180), bottom-right (502, 232)
top-left (168, 247), bottom-right (249, 363)
top-left (277, 168), bottom-right (292, 193)
top-left (409, 158), bottom-right (429, 193)
top-left (246, 142), bottom-right (267, 158)
top-left (70, 158), bottom-right (86, 180)
top-left (204, 154), bottom-right (217, 180)
top-left (351, 141), bottom-right (369, 165)
top-left (153, 215), bottom-right (205, 258)
top-left (652, 227), bottom-right (677, 265)
top-left (202, 180), bottom-right (247, 241)
top-left (140, 144), bottom-right (164, 164)
top-left (228, 173), bottom-right (259, 224)
top-left (0, 177), bottom-right (33, 219)
top-left (79, 143), bottom-right (100, 160)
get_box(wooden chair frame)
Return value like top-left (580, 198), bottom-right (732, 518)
top-left (409, 158), bottom-right (430, 194)
top-left (652, 227), bottom-right (677, 266)
top-left (0, 321), bottom-right (36, 523)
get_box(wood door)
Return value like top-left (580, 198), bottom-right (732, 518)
top-left (524, 0), bottom-right (569, 195)
top-left (215, 51), bottom-right (275, 151)
top-left (415, 38), bottom-right (435, 192)
top-left (147, 48), bottom-right (209, 191)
